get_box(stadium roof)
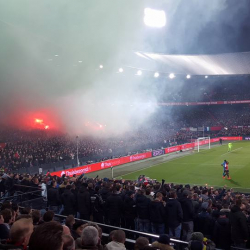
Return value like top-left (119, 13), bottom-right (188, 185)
top-left (132, 51), bottom-right (250, 75)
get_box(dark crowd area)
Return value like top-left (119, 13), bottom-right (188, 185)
top-left (0, 173), bottom-right (250, 250)
top-left (1, 104), bottom-right (250, 172)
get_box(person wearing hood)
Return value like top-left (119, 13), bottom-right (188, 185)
top-left (229, 199), bottom-right (249, 248)
top-left (77, 183), bottom-right (91, 220)
top-left (61, 185), bottom-right (76, 216)
top-left (165, 190), bottom-right (183, 239)
top-left (213, 211), bottom-right (231, 250)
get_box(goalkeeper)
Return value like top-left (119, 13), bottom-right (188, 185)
top-left (221, 160), bottom-right (231, 179)
top-left (228, 142), bottom-right (233, 152)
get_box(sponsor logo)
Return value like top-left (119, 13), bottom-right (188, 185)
top-left (130, 154), bottom-right (147, 162)
top-left (63, 167), bottom-right (89, 177)
top-left (152, 149), bottom-right (164, 157)
top-left (167, 147), bottom-right (179, 153)
top-left (101, 163), bottom-right (105, 169)
top-left (60, 171), bottom-right (65, 177)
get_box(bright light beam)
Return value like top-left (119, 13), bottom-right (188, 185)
top-left (144, 8), bottom-right (166, 28)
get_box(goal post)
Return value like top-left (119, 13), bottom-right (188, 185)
top-left (195, 137), bottom-right (211, 152)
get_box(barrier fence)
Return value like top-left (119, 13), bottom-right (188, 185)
top-left (50, 136), bottom-right (243, 177)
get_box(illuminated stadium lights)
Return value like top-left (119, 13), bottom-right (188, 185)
top-left (137, 70), bottom-right (142, 76)
top-left (186, 74), bottom-right (191, 79)
top-left (78, 61), bottom-right (83, 63)
top-left (144, 8), bottom-right (166, 28)
top-left (154, 72), bottom-right (159, 78)
top-left (99, 65), bottom-right (103, 69)
top-left (205, 75), bottom-right (208, 78)
top-left (169, 73), bottom-right (175, 79)
top-left (119, 68), bottom-right (124, 73)
top-left (54, 55), bottom-right (59, 57)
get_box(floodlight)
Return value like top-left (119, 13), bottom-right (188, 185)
top-left (144, 8), bottom-right (166, 28)
top-left (205, 75), bottom-right (208, 78)
top-left (169, 73), bottom-right (175, 79)
top-left (137, 70), bottom-right (142, 76)
top-left (78, 61), bottom-right (83, 63)
top-left (186, 74), bottom-right (191, 79)
top-left (119, 68), bottom-right (124, 73)
top-left (99, 65), bottom-right (103, 69)
top-left (154, 72), bottom-right (159, 78)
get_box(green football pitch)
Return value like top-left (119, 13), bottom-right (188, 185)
top-left (119, 141), bottom-right (250, 192)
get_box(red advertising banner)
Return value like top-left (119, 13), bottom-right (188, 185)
top-left (180, 143), bottom-right (194, 150)
top-left (220, 137), bottom-right (243, 141)
top-left (158, 100), bottom-right (250, 106)
top-left (51, 137), bottom-right (242, 177)
top-left (51, 152), bottom-right (152, 177)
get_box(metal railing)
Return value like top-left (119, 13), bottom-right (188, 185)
top-left (53, 213), bottom-right (189, 248)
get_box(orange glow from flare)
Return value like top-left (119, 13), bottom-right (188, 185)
top-left (35, 119), bottom-right (43, 124)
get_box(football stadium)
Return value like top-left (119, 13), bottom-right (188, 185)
top-left (1, 1), bottom-right (250, 249)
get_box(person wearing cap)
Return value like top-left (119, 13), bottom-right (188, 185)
top-left (152, 234), bottom-right (174, 250)
top-left (195, 202), bottom-right (214, 239)
top-left (179, 190), bottom-right (194, 241)
top-left (189, 232), bottom-right (215, 250)
top-left (213, 211), bottom-right (231, 250)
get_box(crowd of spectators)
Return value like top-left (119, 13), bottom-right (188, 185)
top-left (1, 103), bottom-right (250, 172)
top-left (0, 173), bottom-right (250, 249)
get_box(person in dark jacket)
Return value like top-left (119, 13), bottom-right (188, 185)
top-left (105, 184), bottom-right (124, 227)
top-left (194, 202), bottom-right (214, 239)
top-left (47, 181), bottom-right (61, 213)
top-left (136, 190), bottom-right (151, 233)
top-left (179, 190), bottom-right (194, 241)
top-left (77, 183), bottom-right (91, 220)
top-left (165, 190), bottom-right (183, 239)
top-left (213, 211), bottom-right (231, 250)
top-left (150, 192), bottom-right (165, 235)
top-left (61, 185), bottom-right (76, 216)
top-left (91, 186), bottom-right (104, 223)
top-left (229, 200), bottom-right (249, 248)
top-left (124, 191), bottom-right (136, 230)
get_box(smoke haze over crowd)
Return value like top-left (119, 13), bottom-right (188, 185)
top-left (0, 0), bottom-right (250, 136)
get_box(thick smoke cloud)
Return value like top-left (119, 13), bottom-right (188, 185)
top-left (0, 0), bottom-right (249, 136)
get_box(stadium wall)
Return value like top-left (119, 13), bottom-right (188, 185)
top-left (50, 137), bottom-right (243, 177)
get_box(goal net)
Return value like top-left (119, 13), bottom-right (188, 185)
top-left (195, 137), bottom-right (211, 152)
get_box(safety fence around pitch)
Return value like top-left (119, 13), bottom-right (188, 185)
top-left (50, 136), bottom-right (243, 177)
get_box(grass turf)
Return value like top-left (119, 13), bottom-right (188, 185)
top-left (120, 141), bottom-right (250, 192)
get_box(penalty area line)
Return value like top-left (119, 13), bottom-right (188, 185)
top-left (221, 147), bottom-right (243, 156)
